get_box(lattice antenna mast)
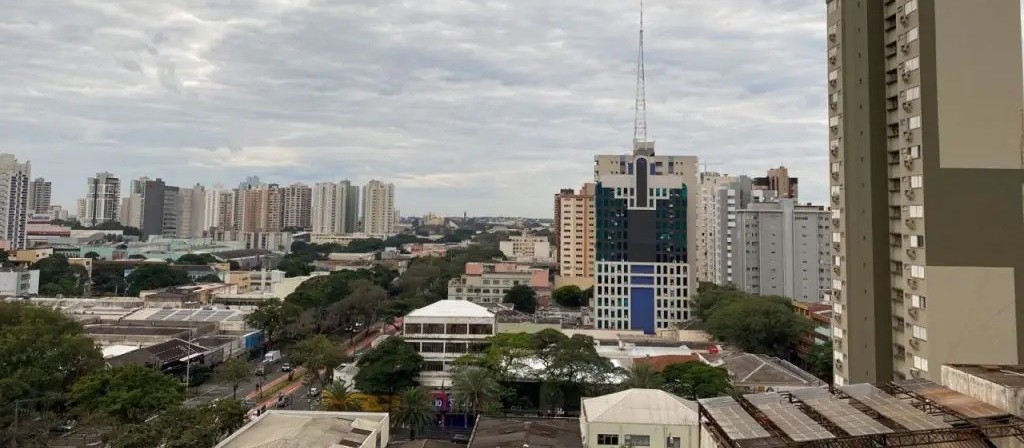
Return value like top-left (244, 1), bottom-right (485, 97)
top-left (633, 0), bottom-right (648, 145)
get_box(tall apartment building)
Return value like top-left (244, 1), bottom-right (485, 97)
top-left (828, 0), bottom-right (1024, 385)
top-left (236, 185), bottom-right (284, 233)
top-left (753, 166), bottom-right (798, 200)
top-left (202, 184), bottom-right (226, 231)
top-left (361, 180), bottom-right (396, 237)
top-left (281, 183), bottom-right (312, 230)
top-left (311, 181), bottom-right (359, 235)
top-left (140, 179), bottom-right (179, 238)
top-left (731, 199), bottom-right (832, 302)
top-left (0, 154), bottom-right (30, 250)
top-left (554, 183), bottom-right (596, 289)
top-left (28, 177), bottom-right (51, 215)
top-left (119, 177), bottom-right (149, 229)
top-left (498, 235), bottom-right (552, 263)
top-left (82, 172), bottom-right (121, 227)
top-left (695, 173), bottom-right (736, 283)
top-left (175, 184), bottom-right (206, 238)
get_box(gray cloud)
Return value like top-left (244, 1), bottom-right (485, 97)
top-left (1, 0), bottom-right (829, 217)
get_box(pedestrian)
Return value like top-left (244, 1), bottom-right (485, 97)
top-left (288, 371), bottom-right (294, 381)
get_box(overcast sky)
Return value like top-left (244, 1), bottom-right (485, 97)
top-left (2, 0), bottom-right (826, 217)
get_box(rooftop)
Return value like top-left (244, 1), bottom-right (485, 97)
top-left (468, 416), bottom-right (581, 448)
top-left (211, 249), bottom-right (276, 259)
top-left (719, 353), bottom-right (824, 388)
top-left (633, 354), bottom-right (702, 372)
top-left (945, 364), bottom-right (1024, 389)
top-left (215, 411), bottom-right (389, 448)
top-left (106, 338), bottom-right (209, 368)
top-left (406, 299), bottom-right (494, 319)
top-left (700, 380), bottom-right (1024, 448)
top-left (124, 307), bottom-right (247, 323)
top-left (583, 388), bottom-right (698, 425)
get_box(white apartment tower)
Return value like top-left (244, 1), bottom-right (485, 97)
top-left (311, 181), bottom-right (359, 235)
top-left (83, 172), bottom-right (121, 227)
top-left (0, 154), bottom-right (30, 250)
top-left (695, 172), bottom-right (736, 284)
top-left (361, 180), bottom-right (396, 237)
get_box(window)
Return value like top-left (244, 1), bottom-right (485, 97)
top-left (906, 27), bottom-right (919, 43)
top-left (905, 145), bottom-right (921, 159)
top-left (909, 175), bottom-right (923, 188)
top-left (908, 206), bottom-right (924, 218)
top-left (597, 434), bottom-right (619, 445)
top-left (903, 56), bottom-right (920, 72)
top-left (904, 86), bottom-right (920, 101)
top-left (625, 435), bottom-right (651, 446)
top-left (905, 0), bottom-right (918, 14)
top-left (910, 265), bottom-right (925, 279)
top-left (911, 294), bottom-right (927, 309)
top-left (667, 437), bottom-right (682, 448)
top-left (913, 355), bottom-right (929, 371)
top-left (912, 325), bottom-right (928, 340)
top-left (908, 235), bottom-right (924, 248)
top-left (832, 232), bottom-right (841, 243)
top-left (908, 116), bottom-right (921, 130)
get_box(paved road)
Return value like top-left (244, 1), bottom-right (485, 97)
top-left (184, 356), bottom-right (294, 407)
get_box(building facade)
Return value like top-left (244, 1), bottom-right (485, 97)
top-left (0, 154), bottom-right (30, 250)
top-left (361, 180), bottom-right (395, 237)
top-left (554, 183), bottom-right (596, 289)
top-left (281, 183), bottom-right (312, 230)
top-left (311, 181), bottom-right (359, 235)
top-left (753, 166), bottom-right (799, 200)
top-left (593, 144), bottom-right (699, 334)
top-left (402, 300), bottom-right (495, 388)
top-left (28, 177), bottom-right (51, 215)
top-left (695, 173), bottom-right (736, 284)
top-left (83, 172), bottom-right (121, 227)
top-left (498, 234), bottom-right (551, 263)
top-left (828, 0), bottom-right (1024, 385)
top-left (0, 270), bottom-right (40, 296)
top-left (731, 199), bottom-right (832, 302)
top-left (447, 262), bottom-right (549, 305)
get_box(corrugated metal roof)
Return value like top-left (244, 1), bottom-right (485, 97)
top-left (583, 388), bottom-right (699, 425)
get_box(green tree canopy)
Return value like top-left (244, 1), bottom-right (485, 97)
top-left (70, 364), bottom-right (184, 425)
top-left (321, 380), bottom-right (361, 412)
top-left (245, 301), bottom-right (301, 346)
top-left (108, 400), bottom-right (246, 448)
top-left (693, 283), bottom-right (746, 321)
top-left (126, 263), bottom-right (191, 295)
top-left (32, 254), bottom-right (87, 296)
top-left (290, 335), bottom-right (345, 393)
top-left (83, 251), bottom-right (101, 259)
top-left (213, 357), bottom-right (252, 400)
top-left (354, 337), bottom-right (424, 395)
top-left (503, 284), bottom-right (538, 313)
top-left (394, 387), bottom-right (435, 440)
top-left (451, 365), bottom-right (504, 415)
top-left (551, 285), bottom-right (589, 308)
top-left (661, 362), bottom-right (732, 400)
top-left (705, 296), bottom-right (809, 357)
top-left (623, 363), bottom-right (664, 390)
top-left (807, 341), bottom-right (834, 382)
top-left (176, 253), bottom-right (219, 265)
top-left (277, 255), bottom-right (314, 277)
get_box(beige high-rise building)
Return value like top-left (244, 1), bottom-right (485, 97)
top-left (281, 183), bottom-right (312, 230)
top-left (554, 183), bottom-right (596, 289)
top-left (311, 181), bottom-right (359, 235)
top-left (828, 0), bottom-right (1024, 385)
top-left (695, 172), bottom-right (737, 283)
top-left (28, 178), bottom-right (51, 215)
top-left (236, 185), bottom-right (283, 233)
top-left (361, 180), bottom-right (395, 237)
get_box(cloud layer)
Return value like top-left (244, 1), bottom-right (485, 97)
top-left (2, 0), bottom-right (826, 217)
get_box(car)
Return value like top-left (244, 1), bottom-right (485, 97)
top-left (52, 419), bottom-right (76, 433)
top-left (276, 396), bottom-right (291, 409)
top-left (308, 387), bottom-right (321, 398)
top-left (450, 433), bottom-right (470, 444)
top-left (281, 363), bottom-right (292, 372)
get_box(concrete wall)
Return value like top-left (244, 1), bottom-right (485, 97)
top-left (584, 421), bottom-right (700, 448)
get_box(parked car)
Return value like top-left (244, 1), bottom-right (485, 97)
top-left (52, 419), bottom-right (76, 433)
top-left (276, 395), bottom-right (291, 409)
top-left (281, 362), bottom-right (292, 372)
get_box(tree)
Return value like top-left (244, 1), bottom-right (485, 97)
top-left (503, 284), bottom-right (537, 313)
top-left (693, 283), bottom-right (746, 321)
top-left (354, 337), bottom-right (424, 395)
top-left (807, 341), bottom-right (834, 382)
top-left (126, 263), bottom-right (190, 295)
top-left (291, 335), bottom-right (344, 397)
top-left (451, 365), bottom-right (504, 416)
top-left (278, 256), bottom-right (314, 277)
top-left (70, 364), bottom-right (184, 424)
top-left (321, 380), bottom-right (361, 411)
top-left (83, 251), bottom-right (101, 259)
top-left (661, 362), bottom-right (731, 400)
top-left (213, 357), bottom-right (251, 400)
top-left (623, 363), bottom-right (664, 389)
top-left (705, 297), bottom-right (809, 357)
top-left (0, 248), bottom-right (9, 265)
top-left (0, 302), bottom-right (103, 446)
top-left (551, 285), bottom-right (588, 308)
top-left (32, 254), bottom-right (87, 296)
top-left (177, 253), bottom-right (218, 265)
top-left (195, 274), bottom-right (223, 283)
top-left (343, 238), bottom-right (385, 253)
top-left (394, 387), bottom-right (435, 440)
top-left (109, 400), bottom-right (246, 448)
top-left (245, 301), bottom-right (300, 346)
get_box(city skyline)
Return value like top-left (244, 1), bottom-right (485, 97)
top-left (2, 0), bottom-right (828, 217)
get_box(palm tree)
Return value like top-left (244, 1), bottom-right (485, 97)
top-left (624, 363), bottom-right (664, 389)
top-left (320, 380), bottom-right (361, 412)
top-left (451, 366), bottom-right (504, 419)
top-left (393, 387), bottom-right (435, 440)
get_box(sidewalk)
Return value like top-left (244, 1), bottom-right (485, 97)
top-left (245, 366), bottom-right (307, 401)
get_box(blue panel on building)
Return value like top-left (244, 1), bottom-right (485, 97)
top-left (631, 276), bottom-right (654, 285)
top-left (631, 264), bottom-right (655, 274)
top-left (630, 287), bottom-right (655, 334)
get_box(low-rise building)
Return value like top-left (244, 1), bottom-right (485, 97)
top-left (792, 300), bottom-right (832, 363)
top-left (215, 410), bottom-right (390, 448)
top-left (447, 262), bottom-right (549, 305)
top-left (402, 300), bottom-right (495, 388)
top-left (581, 388), bottom-right (701, 448)
top-left (942, 364), bottom-right (1024, 418)
top-left (467, 416), bottom-right (581, 448)
top-left (499, 234), bottom-right (552, 263)
top-left (712, 352), bottom-right (824, 392)
top-left (0, 270), bottom-right (39, 296)
top-left (10, 248), bottom-right (53, 264)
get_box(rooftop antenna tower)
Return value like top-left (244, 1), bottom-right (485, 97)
top-left (633, 0), bottom-right (654, 156)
